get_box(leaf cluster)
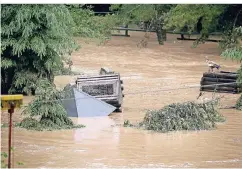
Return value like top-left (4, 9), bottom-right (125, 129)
top-left (1, 5), bottom-right (78, 94)
top-left (19, 79), bottom-right (85, 131)
top-left (124, 100), bottom-right (225, 133)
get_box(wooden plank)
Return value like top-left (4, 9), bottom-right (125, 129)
top-left (200, 89), bottom-right (238, 94)
top-left (203, 72), bottom-right (238, 79)
top-left (219, 71), bottom-right (238, 74)
top-left (201, 81), bottom-right (238, 88)
top-left (201, 86), bottom-right (237, 91)
top-left (201, 77), bottom-right (236, 83)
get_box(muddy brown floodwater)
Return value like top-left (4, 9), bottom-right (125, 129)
top-left (1, 32), bottom-right (242, 168)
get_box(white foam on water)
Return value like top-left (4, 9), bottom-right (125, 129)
top-left (205, 158), bottom-right (241, 163)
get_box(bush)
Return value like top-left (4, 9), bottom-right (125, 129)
top-left (18, 79), bottom-right (85, 131)
top-left (124, 100), bottom-right (225, 133)
top-left (235, 94), bottom-right (242, 110)
top-left (17, 117), bottom-right (85, 131)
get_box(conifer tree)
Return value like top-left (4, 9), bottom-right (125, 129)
top-left (1, 4), bottom-right (79, 95)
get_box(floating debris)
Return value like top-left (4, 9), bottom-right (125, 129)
top-left (124, 99), bottom-right (225, 133)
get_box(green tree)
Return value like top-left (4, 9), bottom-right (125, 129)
top-left (164, 5), bottom-right (226, 44)
top-left (110, 4), bottom-right (174, 45)
top-left (1, 4), bottom-right (78, 95)
top-left (221, 26), bottom-right (242, 109)
top-left (69, 5), bottom-right (120, 44)
top-left (165, 4), bottom-right (242, 48)
top-left (0, 4), bottom-right (95, 130)
top-left (165, 4), bottom-right (242, 109)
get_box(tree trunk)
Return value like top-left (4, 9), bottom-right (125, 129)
top-left (47, 71), bottom-right (56, 87)
top-left (124, 24), bottom-right (129, 37)
top-left (1, 69), bottom-right (7, 94)
top-left (155, 22), bottom-right (166, 45)
top-left (156, 30), bottom-right (163, 45)
top-left (1, 68), bottom-right (15, 94)
top-left (162, 29), bottom-right (167, 41)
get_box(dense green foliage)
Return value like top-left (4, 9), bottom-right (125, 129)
top-left (18, 79), bottom-right (85, 131)
top-left (165, 5), bottom-right (226, 33)
top-left (111, 4), bottom-right (241, 49)
top-left (165, 5), bottom-right (224, 46)
top-left (124, 100), bottom-right (225, 132)
top-left (221, 26), bottom-right (242, 61)
top-left (1, 5), bottom-right (114, 130)
top-left (1, 4), bottom-right (79, 95)
top-left (1, 4), bottom-right (115, 95)
top-left (110, 4), bottom-right (174, 45)
top-left (1, 4), bottom-right (86, 131)
top-left (69, 5), bottom-right (120, 43)
top-left (164, 4), bottom-right (242, 52)
top-left (110, 4), bottom-right (156, 24)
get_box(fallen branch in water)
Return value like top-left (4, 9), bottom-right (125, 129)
top-left (124, 99), bottom-right (225, 133)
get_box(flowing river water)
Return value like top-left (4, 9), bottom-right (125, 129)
top-left (1, 32), bottom-right (242, 168)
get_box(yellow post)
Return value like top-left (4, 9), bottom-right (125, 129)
top-left (1, 95), bottom-right (23, 111)
top-left (1, 94), bottom-right (23, 169)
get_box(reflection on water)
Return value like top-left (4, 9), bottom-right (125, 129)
top-left (72, 116), bottom-right (120, 143)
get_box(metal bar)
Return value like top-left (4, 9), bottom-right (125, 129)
top-left (77, 77), bottom-right (119, 80)
top-left (8, 102), bottom-right (15, 169)
top-left (77, 74), bottom-right (119, 79)
top-left (76, 80), bottom-right (118, 83)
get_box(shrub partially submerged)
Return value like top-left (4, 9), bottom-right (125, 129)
top-left (235, 94), bottom-right (242, 110)
top-left (18, 79), bottom-right (84, 131)
top-left (124, 100), bottom-right (225, 133)
top-left (17, 117), bottom-right (84, 131)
